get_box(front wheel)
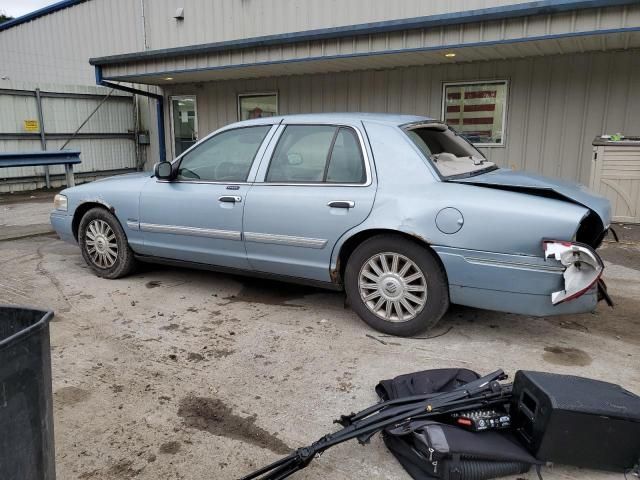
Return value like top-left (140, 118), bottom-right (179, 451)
top-left (78, 207), bottom-right (137, 279)
top-left (344, 235), bottom-right (449, 336)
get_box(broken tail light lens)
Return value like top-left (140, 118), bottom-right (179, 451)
top-left (543, 240), bottom-right (604, 305)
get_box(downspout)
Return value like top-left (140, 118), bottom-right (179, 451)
top-left (94, 66), bottom-right (166, 162)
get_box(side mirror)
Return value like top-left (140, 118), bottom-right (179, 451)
top-left (154, 161), bottom-right (173, 180)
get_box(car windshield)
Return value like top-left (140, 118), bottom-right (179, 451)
top-left (405, 124), bottom-right (495, 178)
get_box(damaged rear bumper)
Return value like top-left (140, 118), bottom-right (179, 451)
top-left (543, 240), bottom-right (604, 305)
top-left (433, 245), bottom-right (603, 317)
top-left (447, 284), bottom-right (598, 317)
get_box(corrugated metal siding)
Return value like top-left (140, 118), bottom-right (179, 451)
top-left (0, 0), bottom-right (539, 86)
top-left (165, 49), bottom-right (640, 185)
top-left (0, 94), bottom-right (39, 132)
top-left (143, 0), bottom-right (542, 49)
top-left (0, 83), bottom-right (137, 186)
top-left (41, 96), bottom-right (133, 134)
top-left (100, 4), bottom-right (640, 82)
top-left (6, 0), bottom-right (637, 86)
top-left (0, 0), bottom-right (143, 85)
top-left (0, 0), bottom-right (161, 170)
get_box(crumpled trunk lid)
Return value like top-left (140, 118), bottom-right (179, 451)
top-left (450, 168), bottom-right (611, 229)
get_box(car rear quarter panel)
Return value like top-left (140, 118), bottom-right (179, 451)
top-left (333, 121), bottom-right (593, 312)
top-left (351, 121), bottom-right (589, 256)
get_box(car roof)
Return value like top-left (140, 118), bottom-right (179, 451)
top-left (230, 112), bottom-right (435, 128)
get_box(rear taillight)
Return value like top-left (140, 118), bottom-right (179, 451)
top-left (543, 240), bottom-right (604, 305)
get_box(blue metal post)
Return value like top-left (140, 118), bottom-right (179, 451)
top-left (156, 99), bottom-right (166, 162)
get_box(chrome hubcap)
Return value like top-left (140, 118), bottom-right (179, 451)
top-left (358, 252), bottom-right (427, 323)
top-left (85, 219), bottom-right (118, 268)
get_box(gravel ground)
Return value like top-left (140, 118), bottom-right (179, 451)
top-left (0, 213), bottom-right (637, 480)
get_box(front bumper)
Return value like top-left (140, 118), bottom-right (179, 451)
top-left (50, 211), bottom-right (76, 244)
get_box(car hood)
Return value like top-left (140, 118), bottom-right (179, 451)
top-left (451, 168), bottom-right (611, 227)
top-left (61, 170), bottom-right (153, 201)
top-left (92, 171), bottom-right (152, 183)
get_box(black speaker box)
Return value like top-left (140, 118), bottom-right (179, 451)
top-left (511, 370), bottom-right (640, 472)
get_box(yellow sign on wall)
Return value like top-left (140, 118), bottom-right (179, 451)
top-left (23, 120), bottom-right (39, 132)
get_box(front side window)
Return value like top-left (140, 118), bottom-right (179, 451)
top-left (442, 81), bottom-right (507, 146)
top-left (238, 93), bottom-right (278, 121)
top-left (266, 125), bottom-right (365, 184)
top-left (177, 126), bottom-right (271, 182)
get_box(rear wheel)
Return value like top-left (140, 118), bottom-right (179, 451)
top-left (345, 235), bottom-right (449, 336)
top-left (78, 207), bottom-right (137, 279)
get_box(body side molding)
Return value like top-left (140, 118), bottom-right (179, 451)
top-left (139, 222), bottom-right (241, 241)
top-left (244, 231), bottom-right (328, 249)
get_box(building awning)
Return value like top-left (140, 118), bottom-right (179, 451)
top-left (91, 1), bottom-right (640, 85)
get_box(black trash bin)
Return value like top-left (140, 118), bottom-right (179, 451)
top-left (0, 305), bottom-right (55, 480)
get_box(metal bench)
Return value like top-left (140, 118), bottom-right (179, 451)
top-left (0, 150), bottom-right (81, 187)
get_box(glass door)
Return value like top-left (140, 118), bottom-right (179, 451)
top-left (170, 96), bottom-right (198, 157)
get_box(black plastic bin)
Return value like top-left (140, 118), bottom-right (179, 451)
top-left (0, 305), bottom-right (55, 480)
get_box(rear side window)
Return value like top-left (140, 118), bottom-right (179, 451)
top-left (266, 125), bottom-right (366, 184)
top-left (177, 126), bottom-right (270, 182)
top-left (326, 128), bottom-right (365, 183)
top-left (406, 125), bottom-right (494, 179)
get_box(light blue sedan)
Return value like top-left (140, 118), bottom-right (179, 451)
top-left (50, 113), bottom-right (611, 336)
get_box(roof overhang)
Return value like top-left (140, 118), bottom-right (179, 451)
top-left (90, 0), bottom-right (640, 85)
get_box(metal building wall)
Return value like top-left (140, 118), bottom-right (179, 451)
top-left (0, 0), bottom-right (534, 86)
top-left (101, 4), bottom-right (640, 82)
top-left (142, 0), bottom-right (536, 50)
top-left (165, 49), bottom-right (640, 185)
top-left (0, 0), bottom-right (160, 171)
top-left (0, 83), bottom-right (138, 192)
top-left (0, 0), bottom-right (143, 86)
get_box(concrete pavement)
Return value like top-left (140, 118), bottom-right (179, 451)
top-left (0, 194), bottom-right (638, 480)
top-left (0, 189), bottom-right (57, 240)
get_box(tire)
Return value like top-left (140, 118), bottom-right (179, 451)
top-left (78, 207), bottom-right (137, 279)
top-left (344, 234), bottom-right (449, 337)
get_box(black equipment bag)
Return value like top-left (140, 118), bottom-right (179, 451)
top-left (377, 368), bottom-right (541, 480)
top-left (376, 368), bottom-right (480, 400)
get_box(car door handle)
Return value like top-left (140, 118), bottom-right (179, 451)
top-left (327, 200), bottom-right (355, 209)
top-left (219, 195), bottom-right (242, 203)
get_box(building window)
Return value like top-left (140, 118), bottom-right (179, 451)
top-left (442, 81), bottom-right (508, 146)
top-left (238, 93), bottom-right (278, 121)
